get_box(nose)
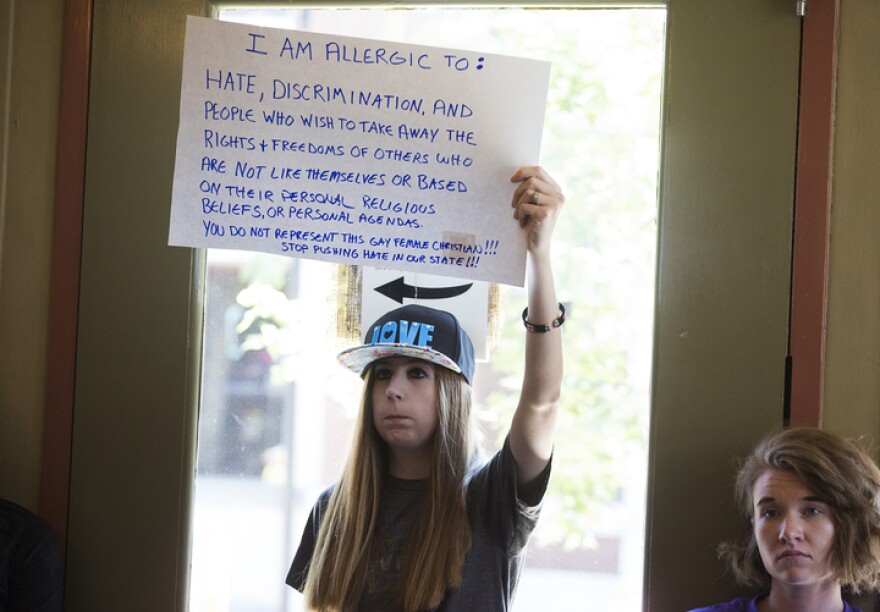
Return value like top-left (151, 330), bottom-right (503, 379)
top-left (778, 513), bottom-right (804, 543)
top-left (384, 369), bottom-right (405, 399)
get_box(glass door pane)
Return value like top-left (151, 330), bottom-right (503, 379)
top-left (189, 6), bottom-right (665, 611)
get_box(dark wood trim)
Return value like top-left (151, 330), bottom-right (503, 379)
top-left (789, 0), bottom-right (839, 428)
top-left (39, 0), bottom-right (93, 562)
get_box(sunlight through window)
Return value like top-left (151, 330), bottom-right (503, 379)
top-left (189, 6), bottom-right (665, 611)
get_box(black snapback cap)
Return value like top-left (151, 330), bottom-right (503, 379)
top-left (336, 304), bottom-right (475, 384)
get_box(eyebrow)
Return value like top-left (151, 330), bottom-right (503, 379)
top-left (755, 495), bottom-right (828, 506)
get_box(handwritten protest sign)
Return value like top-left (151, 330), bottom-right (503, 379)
top-left (169, 16), bottom-right (550, 286)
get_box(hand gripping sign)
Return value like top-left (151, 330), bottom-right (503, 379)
top-left (169, 16), bottom-right (550, 287)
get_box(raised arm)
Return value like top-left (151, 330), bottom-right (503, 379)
top-left (508, 166), bottom-right (565, 496)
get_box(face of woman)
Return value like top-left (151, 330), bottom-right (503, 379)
top-left (751, 468), bottom-right (837, 590)
top-left (371, 357), bottom-right (440, 460)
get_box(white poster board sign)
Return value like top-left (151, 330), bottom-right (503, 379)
top-left (169, 16), bottom-right (550, 286)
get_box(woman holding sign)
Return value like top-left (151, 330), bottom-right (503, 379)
top-left (286, 166), bottom-right (565, 611)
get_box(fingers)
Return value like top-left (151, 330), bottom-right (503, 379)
top-left (510, 166), bottom-right (565, 227)
top-left (510, 165), bottom-right (561, 191)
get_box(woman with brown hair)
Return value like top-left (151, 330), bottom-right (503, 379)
top-left (286, 166), bottom-right (565, 611)
top-left (691, 427), bottom-right (880, 612)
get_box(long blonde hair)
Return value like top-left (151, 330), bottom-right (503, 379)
top-left (304, 364), bottom-right (477, 611)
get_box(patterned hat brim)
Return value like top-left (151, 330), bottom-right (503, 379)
top-left (336, 342), bottom-right (463, 378)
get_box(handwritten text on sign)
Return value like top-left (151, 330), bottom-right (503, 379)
top-left (169, 16), bottom-right (550, 286)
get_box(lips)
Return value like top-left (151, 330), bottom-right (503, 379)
top-left (777, 549), bottom-right (810, 561)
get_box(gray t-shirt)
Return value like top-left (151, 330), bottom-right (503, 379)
top-left (287, 436), bottom-right (551, 611)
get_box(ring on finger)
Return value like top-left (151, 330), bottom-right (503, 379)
top-left (529, 190), bottom-right (540, 205)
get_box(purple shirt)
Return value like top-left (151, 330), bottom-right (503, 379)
top-left (689, 595), bottom-right (861, 612)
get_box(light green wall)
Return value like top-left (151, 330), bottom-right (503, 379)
top-left (63, 1), bottom-right (205, 607)
top-left (644, 1), bottom-right (799, 606)
top-left (0, 0), bottom-right (878, 606)
top-left (0, 0), bottom-right (62, 510)
top-left (824, 0), bottom-right (880, 451)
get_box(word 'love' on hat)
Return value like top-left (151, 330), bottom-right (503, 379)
top-left (337, 304), bottom-right (475, 384)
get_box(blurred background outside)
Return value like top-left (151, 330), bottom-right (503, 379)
top-left (188, 6), bottom-right (666, 611)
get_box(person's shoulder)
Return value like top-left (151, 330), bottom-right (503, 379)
top-left (311, 484), bottom-right (335, 514)
top-left (0, 498), bottom-right (55, 539)
top-left (0, 498), bottom-right (41, 522)
top-left (688, 596), bottom-right (759, 612)
top-left (317, 484), bottom-right (334, 502)
top-left (463, 443), bottom-right (504, 485)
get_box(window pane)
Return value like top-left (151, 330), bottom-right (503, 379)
top-left (189, 7), bottom-right (665, 612)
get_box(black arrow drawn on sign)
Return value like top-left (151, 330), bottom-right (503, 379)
top-left (375, 277), bottom-right (473, 304)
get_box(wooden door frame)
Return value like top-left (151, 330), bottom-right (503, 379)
top-left (40, 0), bottom-right (93, 559)
top-left (788, 0), bottom-right (839, 428)
top-left (40, 0), bottom-right (836, 598)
